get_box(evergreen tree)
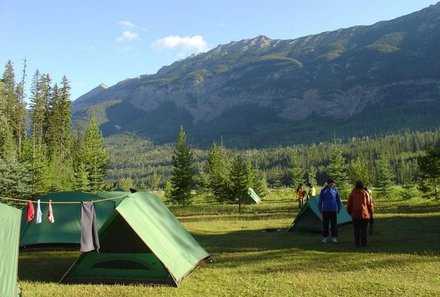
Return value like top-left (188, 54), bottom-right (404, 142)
top-left (229, 154), bottom-right (247, 213)
top-left (72, 127), bottom-right (89, 192)
top-left (0, 114), bottom-right (16, 161)
top-left (306, 166), bottom-right (318, 187)
top-left (2, 60), bottom-right (26, 158)
top-left (170, 127), bottom-right (194, 205)
top-left (252, 170), bottom-right (268, 198)
top-left (14, 59), bottom-right (27, 157)
top-left (29, 70), bottom-right (47, 144)
top-left (375, 155), bottom-right (394, 197)
top-left (207, 141), bottom-right (229, 202)
top-left (348, 155), bottom-right (371, 186)
top-left (21, 136), bottom-right (50, 195)
top-left (289, 149), bottom-right (304, 187)
top-left (327, 144), bottom-right (348, 188)
top-left (146, 171), bottom-right (161, 190)
top-left (0, 158), bottom-right (32, 201)
top-left (163, 179), bottom-right (173, 202)
top-left (83, 115), bottom-right (109, 192)
top-left (417, 146), bottom-right (440, 198)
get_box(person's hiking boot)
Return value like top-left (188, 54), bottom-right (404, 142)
top-left (321, 237), bottom-right (329, 243)
top-left (331, 237), bottom-right (338, 244)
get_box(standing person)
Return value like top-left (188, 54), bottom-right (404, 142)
top-left (347, 181), bottom-right (374, 248)
top-left (318, 178), bottom-right (342, 243)
top-left (296, 183), bottom-right (304, 209)
top-left (364, 186), bottom-right (375, 235)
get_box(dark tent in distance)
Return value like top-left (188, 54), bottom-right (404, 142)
top-left (60, 191), bottom-right (210, 287)
top-left (19, 191), bottom-right (129, 248)
top-left (287, 196), bottom-right (352, 232)
top-left (0, 202), bottom-right (22, 297)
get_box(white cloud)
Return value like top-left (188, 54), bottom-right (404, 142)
top-left (118, 20), bottom-right (135, 28)
top-left (152, 35), bottom-right (208, 53)
top-left (116, 30), bottom-right (139, 43)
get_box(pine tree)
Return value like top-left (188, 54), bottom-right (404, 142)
top-left (207, 141), bottom-right (229, 202)
top-left (29, 69), bottom-right (46, 143)
top-left (348, 155), bottom-right (371, 186)
top-left (306, 166), bottom-right (318, 187)
top-left (251, 170), bottom-right (268, 198)
top-left (327, 144), bottom-right (348, 188)
top-left (289, 149), bottom-right (304, 187)
top-left (14, 59), bottom-right (27, 157)
top-left (170, 127), bottom-right (195, 205)
top-left (375, 155), bottom-right (394, 197)
top-left (2, 60), bottom-right (26, 158)
top-left (229, 154), bottom-right (248, 213)
top-left (417, 146), bottom-right (440, 198)
top-left (83, 115), bottom-right (109, 192)
top-left (72, 127), bottom-right (89, 192)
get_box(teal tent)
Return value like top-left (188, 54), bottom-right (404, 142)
top-left (20, 191), bottom-right (128, 248)
top-left (0, 202), bottom-right (22, 297)
top-left (243, 188), bottom-right (261, 204)
top-left (288, 196), bottom-right (352, 232)
top-left (60, 192), bottom-right (210, 286)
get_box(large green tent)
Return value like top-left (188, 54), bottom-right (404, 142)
top-left (0, 202), bottom-right (22, 297)
top-left (20, 191), bottom-right (128, 248)
top-left (60, 191), bottom-right (210, 286)
top-left (288, 196), bottom-right (352, 232)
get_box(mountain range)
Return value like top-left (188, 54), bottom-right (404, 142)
top-left (73, 2), bottom-right (440, 148)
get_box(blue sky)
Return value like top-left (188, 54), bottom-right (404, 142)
top-left (1, 0), bottom-right (438, 101)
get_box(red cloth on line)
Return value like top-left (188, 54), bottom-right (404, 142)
top-left (26, 201), bottom-right (35, 222)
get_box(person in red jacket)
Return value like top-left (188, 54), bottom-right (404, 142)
top-left (296, 183), bottom-right (305, 209)
top-left (346, 181), bottom-right (374, 248)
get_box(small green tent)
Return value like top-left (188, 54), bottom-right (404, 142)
top-left (243, 188), bottom-right (261, 204)
top-left (20, 191), bottom-right (128, 248)
top-left (0, 202), bottom-right (22, 297)
top-left (288, 196), bottom-right (352, 232)
top-left (60, 192), bottom-right (210, 286)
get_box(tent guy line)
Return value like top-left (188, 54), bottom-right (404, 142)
top-left (0, 194), bottom-right (129, 204)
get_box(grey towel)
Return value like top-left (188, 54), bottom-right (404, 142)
top-left (80, 202), bottom-right (100, 252)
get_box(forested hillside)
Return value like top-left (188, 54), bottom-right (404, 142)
top-left (105, 129), bottom-right (440, 190)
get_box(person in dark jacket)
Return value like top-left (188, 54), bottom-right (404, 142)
top-left (318, 178), bottom-right (342, 243)
top-left (347, 181), bottom-right (374, 248)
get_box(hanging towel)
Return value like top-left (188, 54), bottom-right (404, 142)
top-left (36, 199), bottom-right (42, 224)
top-left (26, 201), bottom-right (35, 222)
top-left (47, 200), bottom-right (55, 223)
top-left (80, 201), bottom-right (100, 252)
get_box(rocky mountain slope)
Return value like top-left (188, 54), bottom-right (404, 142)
top-left (73, 2), bottom-right (440, 148)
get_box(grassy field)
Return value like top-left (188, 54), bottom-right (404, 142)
top-left (18, 189), bottom-right (440, 297)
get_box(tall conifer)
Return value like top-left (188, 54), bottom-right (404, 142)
top-left (170, 126), bottom-right (194, 205)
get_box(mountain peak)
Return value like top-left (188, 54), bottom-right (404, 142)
top-left (73, 3), bottom-right (440, 148)
top-left (74, 83), bottom-right (108, 102)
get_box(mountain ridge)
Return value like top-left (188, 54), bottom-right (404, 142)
top-left (73, 2), bottom-right (440, 148)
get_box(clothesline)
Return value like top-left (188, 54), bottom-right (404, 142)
top-left (0, 194), bottom-right (129, 204)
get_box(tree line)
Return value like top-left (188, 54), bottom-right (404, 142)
top-left (106, 129), bottom-right (440, 199)
top-left (0, 60), bottom-right (108, 201)
top-left (1, 59), bottom-right (439, 205)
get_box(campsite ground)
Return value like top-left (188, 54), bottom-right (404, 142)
top-left (19, 188), bottom-right (440, 297)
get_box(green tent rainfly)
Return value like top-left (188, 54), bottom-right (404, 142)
top-left (288, 196), bottom-right (352, 232)
top-left (0, 202), bottom-right (22, 297)
top-left (60, 191), bottom-right (210, 286)
top-left (243, 187), bottom-right (261, 204)
top-left (19, 191), bottom-right (128, 248)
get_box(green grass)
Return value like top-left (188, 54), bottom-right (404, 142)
top-left (18, 190), bottom-right (440, 297)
